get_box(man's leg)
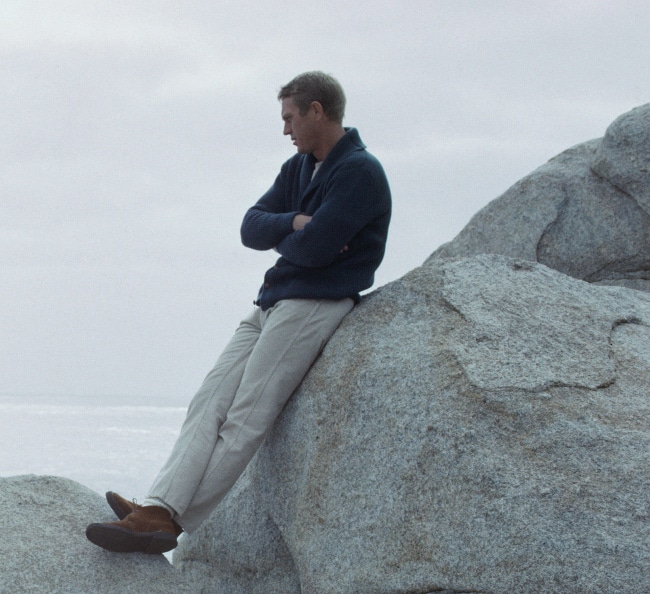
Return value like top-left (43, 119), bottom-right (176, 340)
top-left (144, 307), bottom-right (263, 516)
top-left (86, 309), bottom-right (264, 553)
top-left (176, 297), bottom-right (353, 532)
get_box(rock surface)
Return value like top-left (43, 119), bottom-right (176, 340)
top-left (0, 475), bottom-right (191, 593)
top-left (174, 255), bottom-right (650, 593)
top-left (592, 103), bottom-right (650, 213)
top-left (428, 103), bottom-right (650, 293)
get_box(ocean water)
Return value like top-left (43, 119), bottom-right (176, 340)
top-left (0, 394), bottom-right (187, 500)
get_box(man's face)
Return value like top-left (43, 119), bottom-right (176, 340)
top-left (281, 97), bottom-right (319, 155)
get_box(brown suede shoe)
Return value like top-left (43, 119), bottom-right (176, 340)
top-left (105, 491), bottom-right (139, 519)
top-left (86, 506), bottom-right (178, 554)
top-left (105, 491), bottom-right (183, 537)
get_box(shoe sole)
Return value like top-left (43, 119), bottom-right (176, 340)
top-left (86, 523), bottom-right (177, 554)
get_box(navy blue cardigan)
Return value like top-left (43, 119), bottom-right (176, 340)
top-left (241, 128), bottom-right (391, 310)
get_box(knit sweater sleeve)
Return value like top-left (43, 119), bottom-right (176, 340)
top-left (240, 167), bottom-right (300, 251)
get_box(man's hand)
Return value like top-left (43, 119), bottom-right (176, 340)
top-left (292, 214), bottom-right (312, 231)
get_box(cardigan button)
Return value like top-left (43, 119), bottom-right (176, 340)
top-left (264, 283), bottom-right (270, 289)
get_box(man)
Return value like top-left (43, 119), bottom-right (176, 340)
top-left (86, 71), bottom-right (391, 554)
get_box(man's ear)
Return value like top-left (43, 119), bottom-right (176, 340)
top-left (310, 101), bottom-right (325, 120)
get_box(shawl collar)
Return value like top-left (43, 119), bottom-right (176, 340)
top-left (298, 128), bottom-right (365, 199)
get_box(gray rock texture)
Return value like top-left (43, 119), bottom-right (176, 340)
top-left (592, 103), bottom-right (650, 213)
top-left (174, 255), bottom-right (650, 593)
top-left (428, 103), bottom-right (650, 293)
top-left (0, 475), bottom-right (191, 593)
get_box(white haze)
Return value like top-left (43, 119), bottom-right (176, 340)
top-left (2, 1), bottom-right (649, 403)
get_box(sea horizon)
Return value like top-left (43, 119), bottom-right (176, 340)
top-left (0, 392), bottom-right (188, 501)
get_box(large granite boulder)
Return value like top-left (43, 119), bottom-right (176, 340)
top-left (0, 475), bottom-right (191, 593)
top-left (174, 255), bottom-right (650, 593)
top-left (428, 103), bottom-right (650, 293)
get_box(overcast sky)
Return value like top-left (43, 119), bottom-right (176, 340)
top-left (2, 1), bottom-right (649, 403)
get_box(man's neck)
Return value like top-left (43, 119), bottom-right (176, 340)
top-left (313, 126), bottom-right (346, 162)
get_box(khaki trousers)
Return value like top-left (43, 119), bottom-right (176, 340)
top-left (146, 297), bottom-right (354, 533)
